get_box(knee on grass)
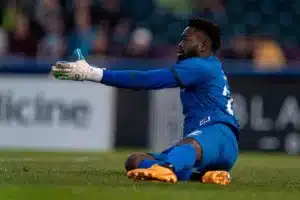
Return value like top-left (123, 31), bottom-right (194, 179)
top-left (125, 152), bottom-right (154, 172)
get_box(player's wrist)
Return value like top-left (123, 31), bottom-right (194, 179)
top-left (86, 66), bottom-right (104, 82)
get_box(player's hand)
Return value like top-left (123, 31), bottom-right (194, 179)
top-left (51, 49), bottom-right (104, 82)
top-left (52, 60), bottom-right (90, 81)
top-left (51, 49), bottom-right (90, 81)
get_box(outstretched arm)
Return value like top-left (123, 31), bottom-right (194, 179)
top-left (52, 59), bottom-right (179, 90)
top-left (51, 49), bottom-right (199, 90)
top-left (99, 69), bottom-right (178, 89)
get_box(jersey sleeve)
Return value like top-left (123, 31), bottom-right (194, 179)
top-left (170, 58), bottom-right (215, 88)
top-left (101, 68), bottom-right (178, 89)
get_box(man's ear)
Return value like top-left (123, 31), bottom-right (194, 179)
top-left (198, 40), bottom-right (209, 52)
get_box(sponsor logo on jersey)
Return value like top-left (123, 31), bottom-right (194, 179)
top-left (199, 116), bottom-right (211, 126)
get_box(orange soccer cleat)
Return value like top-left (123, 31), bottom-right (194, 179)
top-left (127, 164), bottom-right (177, 183)
top-left (201, 170), bottom-right (231, 185)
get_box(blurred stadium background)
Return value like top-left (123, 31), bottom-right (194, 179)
top-left (0, 0), bottom-right (300, 199)
top-left (1, 0), bottom-right (300, 67)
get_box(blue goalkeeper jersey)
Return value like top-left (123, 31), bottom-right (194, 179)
top-left (101, 55), bottom-right (240, 139)
top-left (169, 56), bottom-right (239, 139)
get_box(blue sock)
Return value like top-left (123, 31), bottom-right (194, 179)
top-left (138, 159), bottom-right (164, 168)
top-left (164, 144), bottom-right (197, 172)
top-left (176, 169), bottom-right (193, 181)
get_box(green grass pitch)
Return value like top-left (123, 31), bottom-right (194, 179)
top-left (0, 150), bottom-right (299, 200)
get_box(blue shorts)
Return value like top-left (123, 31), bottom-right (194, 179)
top-left (148, 124), bottom-right (239, 181)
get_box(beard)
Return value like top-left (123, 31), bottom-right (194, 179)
top-left (176, 48), bottom-right (198, 63)
top-left (176, 54), bottom-right (186, 63)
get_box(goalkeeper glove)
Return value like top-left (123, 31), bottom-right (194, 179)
top-left (51, 49), bottom-right (104, 82)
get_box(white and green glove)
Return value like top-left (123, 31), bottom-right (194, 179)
top-left (51, 49), bottom-right (104, 82)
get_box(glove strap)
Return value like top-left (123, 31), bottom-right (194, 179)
top-left (86, 67), bottom-right (104, 82)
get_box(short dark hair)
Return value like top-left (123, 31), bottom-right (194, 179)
top-left (188, 17), bottom-right (221, 52)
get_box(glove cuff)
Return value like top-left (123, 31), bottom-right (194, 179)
top-left (86, 66), bottom-right (104, 82)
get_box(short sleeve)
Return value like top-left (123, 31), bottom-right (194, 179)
top-left (169, 58), bottom-right (215, 88)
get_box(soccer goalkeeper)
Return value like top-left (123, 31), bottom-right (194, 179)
top-left (52, 17), bottom-right (239, 185)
